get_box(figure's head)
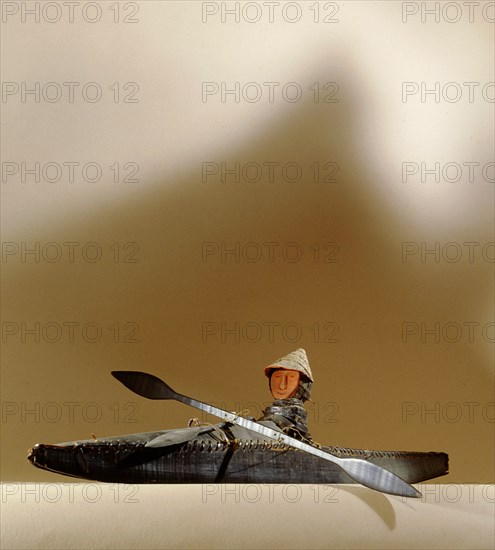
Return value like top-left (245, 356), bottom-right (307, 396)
top-left (269, 369), bottom-right (301, 399)
top-left (264, 349), bottom-right (313, 402)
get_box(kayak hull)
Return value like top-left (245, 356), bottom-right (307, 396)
top-left (28, 424), bottom-right (449, 484)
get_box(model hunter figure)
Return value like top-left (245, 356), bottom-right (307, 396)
top-left (259, 348), bottom-right (314, 443)
top-left (28, 349), bottom-right (449, 497)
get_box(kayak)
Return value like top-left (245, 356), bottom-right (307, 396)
top-left (28, 421), bottom-right (449, 484)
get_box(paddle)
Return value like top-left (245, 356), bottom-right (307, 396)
top-left (111, 370), bottom-right (421, 498)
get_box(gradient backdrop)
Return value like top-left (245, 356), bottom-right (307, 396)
top-left (1, 1), bottom-right (494, 484)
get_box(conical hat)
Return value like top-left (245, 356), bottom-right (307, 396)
top-left (264, 348), bottom-right (314, 382)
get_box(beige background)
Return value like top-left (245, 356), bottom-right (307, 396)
top-left (1, 0), bottom-right (494, 488)
top-left (1, 483), bottom-right (494, 549)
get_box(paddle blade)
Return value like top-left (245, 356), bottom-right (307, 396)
top-left (111, 371), bottom-right (178, 400)
top-left (341, 458), bottom-right (422, 498)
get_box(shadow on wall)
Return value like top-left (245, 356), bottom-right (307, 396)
top-left (2, 68), bottom-right (493, 482)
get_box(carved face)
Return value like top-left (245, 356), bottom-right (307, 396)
top-left (269, 369), bottom-right (300, 399)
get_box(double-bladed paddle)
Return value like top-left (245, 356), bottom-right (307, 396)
top-left (111, 370), bottom-right (421, 498)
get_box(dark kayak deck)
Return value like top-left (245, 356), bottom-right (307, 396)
top-left (28, 422), bottom-right (449, 484)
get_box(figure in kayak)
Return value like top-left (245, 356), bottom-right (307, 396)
top-left (258, 348), bottom-right (314, 443)
top-left (28, 351), bottom-right (449, 497)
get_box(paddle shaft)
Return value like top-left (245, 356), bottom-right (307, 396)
top-left (173, 391), bottom-right (420, 498)
top-left (111, 371), bottom-right (420, 498)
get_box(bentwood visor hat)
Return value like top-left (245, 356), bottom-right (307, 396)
top-left (264, 348), bottom-right (314, 382)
